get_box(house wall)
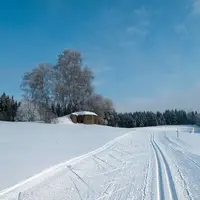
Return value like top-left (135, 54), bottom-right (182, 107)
top-left (77, 115), bottom-right (84, 123)
top-left (71, 115), bottom-right (77, 123)
top-left (70, 114), bottom-right (103, 125)
top-left (83, 115), bottom-right (95, 124)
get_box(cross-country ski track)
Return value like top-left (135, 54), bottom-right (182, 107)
top-left (1, 125), bottom-right (200, 200)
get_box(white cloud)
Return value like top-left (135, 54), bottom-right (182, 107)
top-left (192, 0), bottom-right (200, 15)
top-left (133, 6), bottom-right (151, 28)
top-left (116, 83), bottom-right (200, 112)
top-left (121, 26), bottom-right (149, 46)
top-left (174, 24), bottom-right (188, 37)
top-left (121, 6), bottom-right (151, 46)
top-left (126, 26), bottom-right (149, 37)
top-left (134, 6), bottom-right (149, 18)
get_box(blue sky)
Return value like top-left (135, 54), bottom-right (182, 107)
top-left (1, 0), bottom-right (200, 112)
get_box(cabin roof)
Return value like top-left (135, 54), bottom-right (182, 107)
top-left (71, 111), bottom-right (98, 116)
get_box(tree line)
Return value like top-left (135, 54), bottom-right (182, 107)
top-left (107, 110), bottom-right (200, 128)
top-left (0, 93), bottom-right (20, 121)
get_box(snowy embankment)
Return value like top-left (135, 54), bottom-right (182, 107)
top-left (52, 115), bottom-right (74, 124)
top-left (0, 122), bottom-right (128, 191)
top-left (1, 124), bottom-right (200, 200)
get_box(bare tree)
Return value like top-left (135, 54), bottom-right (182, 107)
top-left (54, 49), bottom-right (94, 109)
top-left (21, 63), bottom-right (54, 105)
top-left (87, 94), bottom-right (114, 120)
top-left (38, 103), bottom-right (57, 123)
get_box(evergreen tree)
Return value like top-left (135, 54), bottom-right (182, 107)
top-left (56, 103), bottom-right (61, 117)
top-left (170, 110), bottom-right (177, 125)
top-left (187, 112), bottom-right (196, 125)
top-left (51, 103), bottom-right (56, 115)
top-left (6, 95), bottom-right (12, 121)
top-left (0, 93), bottom-right (19, 121)
top-left (146, 112), bottom-right (158, 126)
top-left (12, 101), bottom-right (19, 121)
top-left (115, 109), bottom-right (200, 128)
top-left (63, 106), bottom-right (68, 116)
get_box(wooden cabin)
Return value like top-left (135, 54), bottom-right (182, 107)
top-left (70, 111), bottom-right (102, 125)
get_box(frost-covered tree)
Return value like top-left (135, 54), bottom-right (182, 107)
top-left (21, 63), bottom-right (54, 105)
top-left (87, 94), bottom-right (114, 121)
top-left (187, 111), bottom-right (196, 125)
top-left (54, 49), bottom-right (94, 109)
top-left (15, 100), bottom-right (41, 122)
top-left (156, 111), bottom-right (166, 125)
top-left (21, 50), bottom-right (94, 113)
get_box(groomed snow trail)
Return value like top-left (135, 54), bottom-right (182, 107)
top-left (150, 134), bottom-right (178, 200)
top-left (1, 127), bottom-right (200, 200)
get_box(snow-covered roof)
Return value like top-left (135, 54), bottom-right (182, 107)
top-left (71, 111), bottom-right (98, 116)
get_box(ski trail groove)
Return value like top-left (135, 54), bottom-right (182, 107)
top-left (165, 135), bottom-right (200, 170)
top-left (150, 135), bottom-right (164, 200)
top-left (170, 158), bottom-right (193, 200)
top-left (164, 138), bottom-right (193, 200)
top-left (151, 134), bottom-right (178, 200)
top-left (153, 139), bottom-right (178, 200)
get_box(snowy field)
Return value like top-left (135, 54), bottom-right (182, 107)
top-left (0, 122), bottom-right (128, 191)
top-left (1, 123), bottom-right (200, 200)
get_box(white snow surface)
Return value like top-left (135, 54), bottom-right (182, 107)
top-left (71, 111), bottom-right (98, 116)
top-left (1, 124), bottom-right (200, 200)
top-left (0, 122), bottom-right (127, 191)
top-left (54, 115), bottom-right (74, 124)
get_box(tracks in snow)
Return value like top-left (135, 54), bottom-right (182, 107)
top-left (165, 134), bottom-right (200, 170)
top-left (0, 131), bottom-right (150, 200)
top-left (3, 129), bottom-right (199, 200)
top-left (151, 134), bottom-right (178, 200)
top-left (164, 135), bottom-right (196, 200)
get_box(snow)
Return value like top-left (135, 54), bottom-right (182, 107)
top-left (0, 122), bottom-right (127, 191)
top-left (54, 115), bottom-right (74, 124)
top-left (1, 124), bottom-right (200, 200)
top-left (71, 111), bottom-right (98, 116)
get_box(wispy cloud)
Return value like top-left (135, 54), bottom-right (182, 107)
top-left (121, 6), bottom-right (151, 46)
top-left (126, 26), bottom-right (149, 37)
top-left (174, 24), bottom-right (188, 38)
top-left (192, 0), bottom-right (200, 15)
top-left (133, 6), bottom-right (151, 26)
top-left (134, 6), bottom-right (149, 18)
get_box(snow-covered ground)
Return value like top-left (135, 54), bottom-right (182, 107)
top-left (1, 123), bottom-right (200, 200)
top-left (53, 115), bottom-right (74, 124)
top-left (0, 122), bottom-right (127, 191)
